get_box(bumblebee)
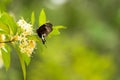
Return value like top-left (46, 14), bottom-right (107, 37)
top-left (37, 23), bottom-right (53, 44)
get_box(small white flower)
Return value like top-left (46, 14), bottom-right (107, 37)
top-left (19, 40), bottom-right (36, 57)
top-left (17, 18), bottom-right (33, 35)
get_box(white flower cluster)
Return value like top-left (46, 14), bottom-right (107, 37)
top-left (17, 18), bottom-right (36, 57)
top-left (17, 18), bottom-right (33, 35)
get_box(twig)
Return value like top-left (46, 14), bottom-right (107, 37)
top-left (0, 40), bottom-right (15, 43)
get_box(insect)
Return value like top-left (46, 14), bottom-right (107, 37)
top-left (37, 23), bottom-right (53, 45)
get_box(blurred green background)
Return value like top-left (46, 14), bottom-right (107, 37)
top-left (0, 0), bottom-right (120, 80)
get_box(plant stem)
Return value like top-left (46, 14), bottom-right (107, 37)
top-left (0, 40), bottom-right (15, 43)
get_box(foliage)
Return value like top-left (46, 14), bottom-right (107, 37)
top-left (0, 0), bottom-right (119, 80)
top-left (0, 9), bottom-right (65, 80)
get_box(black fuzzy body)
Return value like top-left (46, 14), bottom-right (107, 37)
top-left (37, 23), bottom-right (53, 44)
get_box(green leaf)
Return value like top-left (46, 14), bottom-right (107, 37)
top-left (22, 53), bottom-right (31, 66)
top-left (1, 44), bottom-right (11, 70)
top-left (0, 22), bottom-right (10, 34)
top-left (31, 11), bottom-right (35, 25)
top-left (0, 30), bottom-right (7, 34)
top-left (39, 9), bottom-right (46, 26)
top-left (13, 44), bottom-right (26, 80)
top-left (48, 26), bottom-right (66, 37)
top-left (18, 52), bottom-right (26, 80)
top-left (27, 35), bottom-right (40, 41)
top-left (0, 12), bottom-right (17, 35)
